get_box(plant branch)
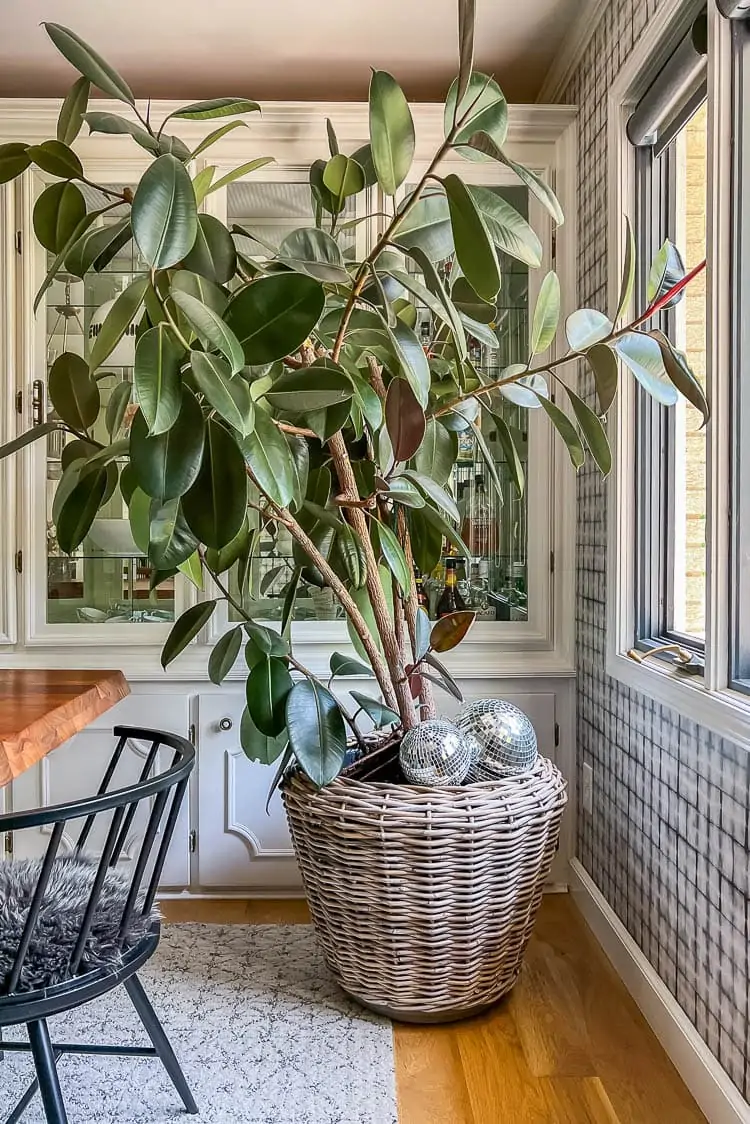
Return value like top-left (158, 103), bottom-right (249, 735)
top-left (397, 506), bottom-right (436, 720)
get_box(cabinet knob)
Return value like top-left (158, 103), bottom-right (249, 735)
top-left (218, 717), bottom-right (233, 732)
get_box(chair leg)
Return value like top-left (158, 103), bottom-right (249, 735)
top-left (125, 974), bottom-right (198, 1114)
top-left (27, 1020), bottom-right (68, 1124)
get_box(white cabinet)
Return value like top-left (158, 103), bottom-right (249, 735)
top-left (196, 692), bottom-right (301, 891)
top-left (9, 693), bottom-right (191, 890)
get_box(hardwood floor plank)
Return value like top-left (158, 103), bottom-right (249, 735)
top-left (159, 893), bottom-right (706, 1124)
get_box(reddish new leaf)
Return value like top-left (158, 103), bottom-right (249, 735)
top-left (385, 377), bottom-right (426, 464)
top-left (429, 609), bottom-right (476, 653)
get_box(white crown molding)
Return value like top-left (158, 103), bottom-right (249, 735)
top-left (537, 0), bottom-right (609, 103)
top-left (570, 860), bottom-right (750, 1124)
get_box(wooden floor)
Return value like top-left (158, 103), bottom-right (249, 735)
top-left (161, 893), bottom-right (706, 1124)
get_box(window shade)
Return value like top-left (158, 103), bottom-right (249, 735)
top-left (627, 13), bottom-right (708, 148)
top-left (717, 0), bottom-right (750, 18)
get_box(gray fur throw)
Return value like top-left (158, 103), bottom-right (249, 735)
top-left (0, 856), bottom-right (159, 993)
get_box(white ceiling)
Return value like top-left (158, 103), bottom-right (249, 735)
top-left (0, 0), bottom-right (580, 104)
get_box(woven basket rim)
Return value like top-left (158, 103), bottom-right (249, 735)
top-left (284, 753), bottom-right (561, 797)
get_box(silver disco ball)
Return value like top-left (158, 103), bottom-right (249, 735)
top-left (399, 720), bottom-right (473, 786)
top-left (455, 698), bottom-right (537, 779)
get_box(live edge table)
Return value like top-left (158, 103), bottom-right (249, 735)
top-left (0, 669), bottom-right (129, 787)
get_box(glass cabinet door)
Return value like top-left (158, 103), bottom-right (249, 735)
top-left (29, 178), bottom-right (178, 637)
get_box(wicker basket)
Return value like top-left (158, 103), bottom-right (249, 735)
top-left (281, 754), bottom-right (567, 1023)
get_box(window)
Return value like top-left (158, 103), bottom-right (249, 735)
top-left (629, 9), bottom-right (709, 657)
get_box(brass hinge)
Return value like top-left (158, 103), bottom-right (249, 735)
top-left (15, 390), bottom-right (22, 415)
top-left (554, 722), bottom-right (560, 747)
top-left (188, 722), bottom-right (196, 745)
top-left (14, 550), bottom-right (22, 575)
top-left (550, 551), bottom-right (555, 574)
top-left (189, 829), bottom-right (197, 854)
top-left (4, 831), bottom-right (13, 856)
top-left (15, 230), bottom-right (22, 256)
top-left (551, 229), bottom-right (557, 264)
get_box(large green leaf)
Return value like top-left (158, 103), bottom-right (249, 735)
top-left (0, 143), bottom-right (31, 184)
top-left (205, 516), bottom-right (251, 575)
top-left (134, 323), bottom-right (183, 436)
top-left (57, 77), bottom-right (90, 144)
top-left (322, 154), bottom-right (365, 209)
top-left (182, 417), bottom-right (248, 549)
top-left (388, 319), bottom-right (430, 409)
top-left (484, 409), bottom-right (524, 495)
top-left (207, 157), bottom-right (275, 195)
top-left (83, 110), bottom-right (159, 151)
top-left (456, 0), bottom-right (476, 111)
top-left (277, 227), bottom-right (350, 284)
top-left (56, 467), bottom-right (107, 553)
top-left (182, 213), bottom-right (236, 284)
top-left (130, 387), bottom-right (205, 500)
top-left (239, 410), bottom-right (295, 507)
top-left (497, 368), bottom-right (549, 408)
top-left (369, 70), bottom-right (415, 196)
top-left (647, 239), bottom-right (685, 307)
top-left (534, 392), bottom-right (584, 470)
top-left (171, 269), bottom-right (227, 316)
top-left (65, 216), bottom-right (132, 278)
top-left (171, 287), bottom-right (244, 374)
top-left (225, 274), bottom-right (325, 365)
top-left (285, 680), bottom-right (348, 786)
top-left (131, 154), bottom-right (198, 269)
top-left (173, 98), bottom-right (260, 120)
top-left (407, 507), bottom-right (443, 574)
top-left (372, 519), bottom-right (410, 594)
top-left (648, 329), bottom-right (709, 425)
top-left (586, 344), bottom-right (619, 415)
top-left (247, 656), bottom-right (293, 737)
top-left (88, 274), bottom-right (149, 372)
top-left (419, 502), bottom-right (470, 559)
top-left (614, 332), bottom-right (679, 406)
top-left (445, 72), bottom-right (508, 157)
top-left (33, 182), bottom-right (86, 253)
top-left (443, 174), bottom-right (500, 302)
top-left (530, 271), bottom-right (560, 355)
top-left (466, 132), bottom-right (565, 225)
top-left (349, 691), bottom-right (399, 728)
top-left (347, 566), bottom-right (394, 661)
top-left (43, 23), bottom-right (135, 103)
top-left (564, 385), bottom-right (612, 475)
top-left (191, 352), bottom-right (254, 436)
top-left (27, 139), bottom-right (83, 180)
top-left (264, 359), bottom-right (353, 412)
top-left (105, 379), bottom-right (131, 439)
top-left (403, 470), bottom-right (461, 524)
top-left (566, 308), bottom-right (613, 352)
top-left (412, 418), bottom-right (457, 485)
top-left (393, 192), bottom-right (454, 262)
top-left (49, 352), bottom-right (99, 430)
top-left (208, 626), bottom-right (243, 685)
top-left (468, 185), bottom-right (542, 267)
top-left (148, 498), bottom-right (198, 567)
top-left (161, 600), bottom-right (217, 668)
top-left (190, 121), bottom-right (248, 160)
top-left (286, 434), bottom-right (310, 513)
top-left (329, 652), bottom-right (374, 679)
top-left (451, 275), bottom-right (495, 323)
top-left (240, 708), bottom-right (288, 765)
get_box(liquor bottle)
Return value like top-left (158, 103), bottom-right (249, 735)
top-left (436, 558), bottom-right (467, 618)
top-left (468, 474), bottom-right (497, 557)
top-left (414, 568), bottom-right (428, 610)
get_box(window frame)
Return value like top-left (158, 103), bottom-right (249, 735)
top-left (605, 2), bottom-right (750, 749)
top-left (633, 94), bottom-right (709, 660)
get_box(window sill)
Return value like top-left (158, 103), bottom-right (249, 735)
top-left (606, 647), bottom-right (750, 751)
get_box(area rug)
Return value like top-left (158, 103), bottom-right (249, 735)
top-left (0, 924), bottom-right (398, 1124)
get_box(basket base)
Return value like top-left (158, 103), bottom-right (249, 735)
top-left (341, 981), bottom-right (516, 1025)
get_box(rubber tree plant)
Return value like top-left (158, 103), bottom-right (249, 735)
top-left (0, 4), bottom-right (707, 786)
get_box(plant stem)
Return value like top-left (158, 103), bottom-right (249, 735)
top-left (397, 506), bottom-right (437, 720)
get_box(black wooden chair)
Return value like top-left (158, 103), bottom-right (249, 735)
top-left (0, 725), bottom-right (197, 1124)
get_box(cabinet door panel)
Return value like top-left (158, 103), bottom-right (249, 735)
top-left (197, 692), bottom-right (301, 890)
top-left (10, 694), bottom-right (191, 889)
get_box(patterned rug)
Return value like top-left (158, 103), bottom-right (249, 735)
top-left (0, 924), bottom-right (397, 1124)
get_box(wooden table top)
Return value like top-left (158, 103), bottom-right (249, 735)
top-left (0, 669), bottom-right (129, 786)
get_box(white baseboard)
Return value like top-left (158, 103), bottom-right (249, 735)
top-left (569, 859), bottom-right (750, 1124)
